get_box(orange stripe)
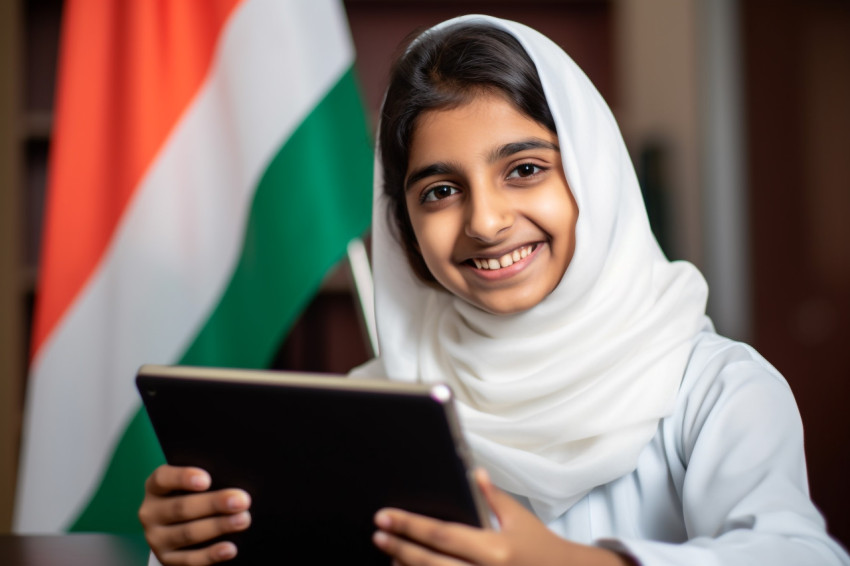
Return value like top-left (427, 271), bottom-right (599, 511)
top-left (32, 0), bottom-right (242, 359)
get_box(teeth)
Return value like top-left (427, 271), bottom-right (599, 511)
top-left (472, 245), bottom-right (534, 270)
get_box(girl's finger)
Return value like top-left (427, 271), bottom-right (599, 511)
top-left (150, 511), bottom-right (251, 555)
top-left (473, 468), bottom-right (498, 511)
top-left (158, 540), bottom-right (239, 566)
top-left (146, 466), bottom-right (211, 496)
top-left (474, 468), bottom-right (530, 529)
top-left (374, 509), bottom-right (486, 561)
top-left (373, 529), bottom-right (470, 566)
top-left (158, 489), bottom-right (251, 525)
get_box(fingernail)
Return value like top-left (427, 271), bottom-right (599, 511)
top-left (227, 492), bottom-right (248, 511)
top-left (190, 474), bottom-right (210, 490)
top-left (373, 531), bottom-right (389, 547)
top-left (230, 511), bottom-right (250, 528)
top-left (374, 511), bottom-right (391, 529)
top-left (216, 542), bottom-right (237, 560)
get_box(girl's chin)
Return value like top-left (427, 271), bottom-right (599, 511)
top-left (460, 290), bottom-right (548, 316)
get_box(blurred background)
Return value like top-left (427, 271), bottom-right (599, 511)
top-left (1, 0), bottom-right (848, 549)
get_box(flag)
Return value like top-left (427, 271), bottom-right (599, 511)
top-left (14, 0), bottom-right (372, 533)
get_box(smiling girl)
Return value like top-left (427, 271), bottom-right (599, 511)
top-left (138, 14), bottom-right (850, 566)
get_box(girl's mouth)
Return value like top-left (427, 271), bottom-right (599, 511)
top-left (467, 244), bottom-right (538, 270)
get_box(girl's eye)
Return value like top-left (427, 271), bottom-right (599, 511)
top-left (508, 163), bottom-right (543, 179)
top-left (421, 185), bottom-right (459, 203)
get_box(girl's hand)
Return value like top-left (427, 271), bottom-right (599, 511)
top-left (138, 465), bottom-right (252, 565)
top-left (372, 469), bottom-right (635, 566)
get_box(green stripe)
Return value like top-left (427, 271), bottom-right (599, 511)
top-left (67, 410), bottom-right (164, 534)
top-left (69, 66), bottom-right (373, 533)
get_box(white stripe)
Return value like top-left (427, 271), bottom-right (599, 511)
top-left (15, 0), bottom-right (353, 532)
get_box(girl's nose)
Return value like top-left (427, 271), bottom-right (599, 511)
top-left (464, 184), bottom-right (514, 242)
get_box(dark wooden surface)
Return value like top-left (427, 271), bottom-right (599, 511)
top-left (0, 534), bottom-right (150, 566)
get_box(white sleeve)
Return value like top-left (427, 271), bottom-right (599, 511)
top-left (603, 357), bottom-right (850, 565)
top-left (346, 356), bottom-right (388, 379)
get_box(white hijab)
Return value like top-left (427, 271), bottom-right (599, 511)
top-left (361, 15), bottom-right (710, 523)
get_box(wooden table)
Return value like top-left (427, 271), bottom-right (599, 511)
top-left (0, 533), bottom-right (150, 565)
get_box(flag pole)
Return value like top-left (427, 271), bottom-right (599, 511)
top-left (346, 237), bottom-right (378, 357)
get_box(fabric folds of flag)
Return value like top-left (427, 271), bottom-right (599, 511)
top-left (15, 0), bottom-right (372, 533)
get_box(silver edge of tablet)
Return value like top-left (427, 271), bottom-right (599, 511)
top-left (138, 364), bottom-right (438, 396)
top-left (436, 384), bottom-right (494, 530)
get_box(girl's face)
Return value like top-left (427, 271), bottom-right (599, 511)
top-left (405, 93), bottom-right (577, 315)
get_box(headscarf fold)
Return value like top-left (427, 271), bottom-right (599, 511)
top-left (364, 14), bottom-right (710, 523)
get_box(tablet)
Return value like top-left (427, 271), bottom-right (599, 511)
top-left (136, 364), bottom-right (490, 564)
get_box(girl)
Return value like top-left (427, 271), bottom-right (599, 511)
top-left (139, 15), bottom-right (850, 566)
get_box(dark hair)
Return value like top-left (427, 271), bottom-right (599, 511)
top-left (380, 22), bottom-right (557, 284)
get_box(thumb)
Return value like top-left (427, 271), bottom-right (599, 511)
top-left (474, 468), bottom-right (526, 528)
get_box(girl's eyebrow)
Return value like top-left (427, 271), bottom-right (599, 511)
top-left (405, 138), bottom-right (560, 192)
top-left (405, 162), bottom-right (460, 192)
top-left (488, 138), bottom-right (560, 162)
